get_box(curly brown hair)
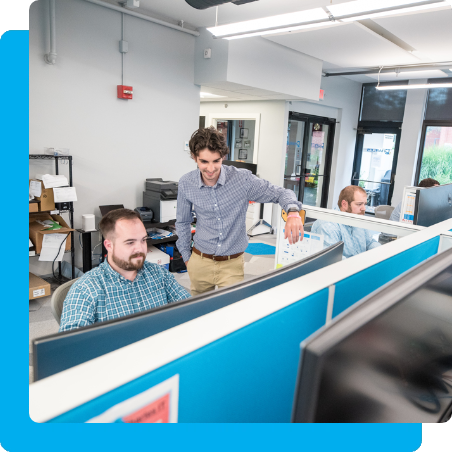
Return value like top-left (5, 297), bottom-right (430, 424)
top-left (418, 178), bottom-right (440, 187)
top-left (189, 126), bottom-right (229, 159)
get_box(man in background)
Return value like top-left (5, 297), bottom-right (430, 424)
top-left (311, 185), bottom-right (381, 259)
top-left (389, 178), bottom-right (440, 222)
top-left (59, 208), bottom-right (190, 332)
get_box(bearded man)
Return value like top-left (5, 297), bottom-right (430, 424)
top-left (311, 185), bottom-right (381, 259)
top-left (59, 208), bottom-right (190, 332)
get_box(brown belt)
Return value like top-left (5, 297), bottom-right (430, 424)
top-left (192, 247), bottom-right (243, 261)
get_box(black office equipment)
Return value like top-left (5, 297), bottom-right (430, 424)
top-left (99, 204), bottom-right (125, 217)
top-left (134, 207), bottom-right (154, 222)
top-left (143, 178), bottom-right (178, 222)
top-left (33, 242), bottom-right (344, 381)
top-left (415, 183), bottom-right (452, 227)
top-left (222, 160), bottom-right (257, 175)
top-left (292, 246), bottom-right (452, 423)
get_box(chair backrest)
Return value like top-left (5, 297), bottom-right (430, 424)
top-left (374, 205), bottom-right (395, 220)
top-left (50, 278), bottom-right (78, 324)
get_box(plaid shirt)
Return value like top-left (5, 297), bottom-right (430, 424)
top-left (311, 207), bottom-right (381, 259)
top-left (176, 165), bottom-right (302, 262)
top-left (59, 260), bottom-right (190, 332)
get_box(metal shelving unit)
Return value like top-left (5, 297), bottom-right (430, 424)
top-left (29, 154), bottom-right (75, 280)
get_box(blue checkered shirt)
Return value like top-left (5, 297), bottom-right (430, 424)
top-left (59, 260), bottom-right (191, 332)
top-left (176, 165), bottom-right (302, 262)
top-left (311, 207), bottom-right (381, 259)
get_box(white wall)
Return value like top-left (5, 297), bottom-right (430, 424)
top-left (29, 0), bottom-right (200, 272)
top-left (392, 80), bottom-right (428, 206)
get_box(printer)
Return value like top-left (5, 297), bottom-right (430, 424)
top-left (143, 178), bottom-right (178, 223)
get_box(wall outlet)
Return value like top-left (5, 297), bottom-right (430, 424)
top-left (184, 141), bottom-right (189, 151)
top-left (204, 48), bottom-right (211, 59)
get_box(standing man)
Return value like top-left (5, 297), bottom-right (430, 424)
top-left (176, 126), bottom-right (303, 295)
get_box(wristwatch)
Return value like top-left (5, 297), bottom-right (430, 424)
top-left (288, 207), bottom-right (299, 213)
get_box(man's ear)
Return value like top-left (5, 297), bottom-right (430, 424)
top-left (341, 200), bottom-right (348, 211)
top-left (104, 238), bottom-right (113, 253)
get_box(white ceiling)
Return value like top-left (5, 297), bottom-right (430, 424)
top-left (106, 0), bottom-right (452, 97)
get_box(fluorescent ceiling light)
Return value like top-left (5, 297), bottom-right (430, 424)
top-left (337, 2), bottom-right (449, 21)
top-left (376, 82), bottom-right (452, 90)
top-left (207, 8), bottom-right (328, 37)
top-left (200, 92), bottom-right (226, 98)
top-left (328, 0), bottom-right (433, 16)
top-left (225, 21), bottom-right (335, 40)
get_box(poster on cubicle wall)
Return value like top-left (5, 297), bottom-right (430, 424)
top-left (86, 374), bottom-right (179, 423)
top-left (275, 208), bottom-right (324, 269)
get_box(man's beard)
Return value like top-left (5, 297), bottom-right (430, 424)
top-left (111, 251), bottom-right (146, 271)
top-left (346, 206), bottom-right (365, 215)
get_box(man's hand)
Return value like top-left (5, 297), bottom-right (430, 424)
top-left (284, 216), bottom-right (304, 244)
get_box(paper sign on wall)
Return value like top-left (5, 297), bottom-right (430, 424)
top-left (86, 374), bottom-right (179, 423)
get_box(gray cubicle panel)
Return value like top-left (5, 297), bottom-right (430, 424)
top-left (33, 242), bottom-right (344, 381)
top-left (416, 183), bottom-right (452, 227)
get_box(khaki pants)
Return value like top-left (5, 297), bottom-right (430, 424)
top-left (186, 251), bottom-right (245, 296)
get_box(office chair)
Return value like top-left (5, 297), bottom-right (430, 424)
top-left (50, 278), bottom-right (79, 324)
top-left (374, 205), bottom-right (395, 220)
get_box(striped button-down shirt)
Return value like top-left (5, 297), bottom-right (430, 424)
top-left (59, 260), bottom-right (190, 332)
top-left (311, 207), bottom-right (381, 259)
top-left (176, 165), bottom-right (302, 262)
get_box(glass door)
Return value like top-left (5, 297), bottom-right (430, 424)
top-left (352, 127), bottom-right (401, 214)
top-left (284, 113), bottom-right (335, 208)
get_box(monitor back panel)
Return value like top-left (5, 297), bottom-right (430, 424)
top-left (416, 184), bottom-right (452, 227)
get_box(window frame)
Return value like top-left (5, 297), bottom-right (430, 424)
top-left (414, 119), bottom-right (452, 186)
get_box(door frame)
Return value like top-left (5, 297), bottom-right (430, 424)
top-left (287, 112), bottom-right (337, 208)
top-left (414, 119), bottom-right (452, 185)
top-left (351, 121), bottom-right (402, 211)
top-left (206, 113), bottom-right (261, 165)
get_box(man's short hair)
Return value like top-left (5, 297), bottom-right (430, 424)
top-left (418, 178), bottom-right (440, 188)
top-left (99, 208), bottom-right (142, 239)
top-left (189, 126), bottom-right (229, 159)
top-left (338, 185), bottom-right (367, 208)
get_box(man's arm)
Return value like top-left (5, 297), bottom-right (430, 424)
top-left (246, 173), bottom-right (303, 244)
top-left (365, 230), bottom-right (381, 251)
top-left (162, 268), bottom-right (191, 303)
top-left (175, 189), bottom-right (193, 263)
top-left (389, 202), bottom-right (401, 222)
top-left (311, 220), bottom-right (342, 248)
top-left (59, 283), bottom-right (96, 332)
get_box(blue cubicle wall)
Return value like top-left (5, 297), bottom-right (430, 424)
top-left (332, 236), bottom-right (440, 318)
top-left (48, 237), bottom-right (441, 423)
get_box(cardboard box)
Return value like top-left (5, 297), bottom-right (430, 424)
top-left (29, 213), bottom-right (73, 254)
top-left (146, 245), bottom-right (170, 270)
top-left (29, 272), bottom-right (51, 300)
top-left (30, 179), bottom-right (55, 212)
top-left (29, 201), bottom-right (39, 213)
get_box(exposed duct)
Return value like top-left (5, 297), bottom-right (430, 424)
top-left (185, 0), bottom-right (258, 10)
top-left (44, 0), bottom-right (57, 65)
top-left (323, 62), bottom-right (452, 77)
top-left (84, 0), bottom-right (200, 36)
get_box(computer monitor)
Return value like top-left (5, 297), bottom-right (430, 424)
top-left (416, 183), bottom-right (452, 227)
top-left (33, 242), bottom-right (344, 381)
top-left (222, 160), bottom-right (257, 175)
top-left (292, 246), bottom-right (452, 423)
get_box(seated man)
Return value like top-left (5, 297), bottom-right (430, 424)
top-left (389, 178), bottom-right (440, 222)
top-left (311, 185), bottom-right (381, 259)
top-left (59, 208), bottom-right (190, 332)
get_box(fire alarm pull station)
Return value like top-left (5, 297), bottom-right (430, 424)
top-left (117, 85), bottom-right (133, 100)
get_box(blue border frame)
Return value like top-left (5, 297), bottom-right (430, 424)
top-left (0, 29), bottom-right (423, 451)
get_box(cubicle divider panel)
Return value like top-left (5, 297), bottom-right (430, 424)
top-left (332, 236), bottom-right (440, 318)
top-left (49, 289), bottom-right (329, 423)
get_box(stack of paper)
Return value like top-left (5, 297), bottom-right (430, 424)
top-left (39, 233), bottom-right (68, 262)
top-left (42, 174), bottom-right (69, 189)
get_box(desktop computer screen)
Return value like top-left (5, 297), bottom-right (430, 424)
top-left (33, 242), bottom-right (344, 381)
top-left (292, 247), bottom-right (452, 423)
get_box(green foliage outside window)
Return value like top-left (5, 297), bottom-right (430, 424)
top-left (419, 145), bottom-right (452, 185)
